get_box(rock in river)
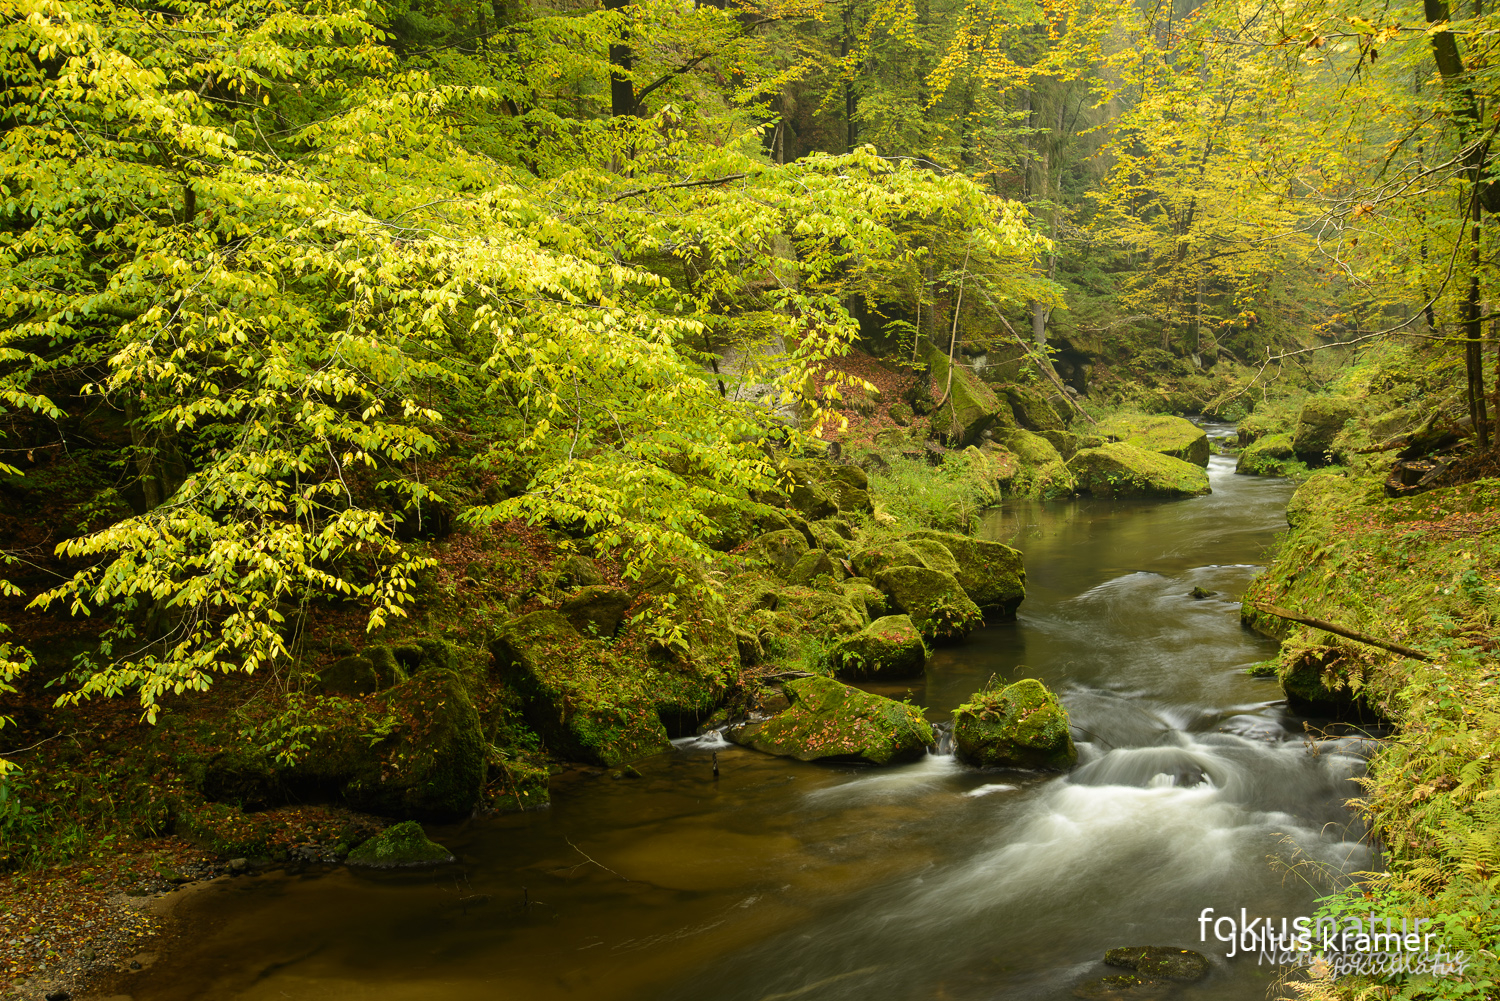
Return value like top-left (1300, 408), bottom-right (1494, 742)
top-left (729, 676), bottom-right (934, 765)
top-left (952, 678), bottom-right (1076, 770)
top-left (346, 820), bottom-right (455, 868)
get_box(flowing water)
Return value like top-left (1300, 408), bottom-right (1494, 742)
top-left (133, 426), bottom-right (1376, 1001)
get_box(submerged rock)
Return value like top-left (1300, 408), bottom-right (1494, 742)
top-left (1097, 414), bottom-right (1210, 467)
top-left (1068, 443), bottom-right (1210, 499)
top-left (729, 676), bottom-right (934, 765)
top-left (952, 678), bottom-right (1076, 770)
top-left (1103, 946), bottom-right (1210, 980)
top-left (346, 820), bottom-right (455, 868)
top-left (831, 615), bottom-right (927, 679)
top-left (872, 565), bottom-right (983, 641)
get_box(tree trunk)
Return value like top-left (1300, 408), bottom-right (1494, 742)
top-left (606, 0), bottom-right (635, 117)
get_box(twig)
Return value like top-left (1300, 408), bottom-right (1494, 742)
top-left (556, 837), bottom-right (632, 881)
top-left (1249, 603), bottom-right (1431, 661)
top-left (986, 300), bottom-right (1097, 425)
top-left (609, 173), bottom-right (750, 203)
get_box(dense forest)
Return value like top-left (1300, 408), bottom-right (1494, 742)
top-left (3, 0), bottom-right (1500, 998)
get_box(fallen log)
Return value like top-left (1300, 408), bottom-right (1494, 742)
top-left (1249, 602), bottom-right (1431, 661)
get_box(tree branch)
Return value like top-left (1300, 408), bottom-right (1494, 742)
top-left (1250, 602), bottom-right (1431, 661)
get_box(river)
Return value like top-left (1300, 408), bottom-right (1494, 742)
top-left (130, 426), bottom-right (1374, 1000)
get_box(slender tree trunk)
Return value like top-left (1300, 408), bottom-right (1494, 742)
top-left (841, 2), bottom-right (857, 152)
top-left (1467, 187), bottom-right (1491, 446)
top-left (606, 0), bottom-right (636, 117)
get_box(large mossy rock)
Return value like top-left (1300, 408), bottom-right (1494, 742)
top-left (872, 565), bottom-right (983, 640)
top-left (1001, 384), bottom-right (1067, 433)
top-left (831, 615), bottom-right (927, 679)
top-left (346, 820), bottom-right (454, 868)
top-left (925, 343), bottom-right (1016, 447)
top-left (491, 611), bottom-right (672, 765)
top-left (1292, 396), bottom-right (1358, 465)
top-left (1235, 432), bottom-right (1297, 477)
top-left (291, 669), bottom-right (489, 821)
top-left (748, 529), bottom-right (810, 576)
top-left (841, 577), bottom-right (889, 620)
top-left (1097, 414), bottom-right (1209, 467)
top-left (787, 548), bottom-right (844, 585)
top-left (775, 585), bottom-right (868, 640)
top-left (560, 585), bottom-right (632, 638)
top-left (729, 676), bottom-right (934, 765)
top-left (904, 530), bottom-right (1025, 619)
top-left (850, 540), bottom-right (924, 578)
top-left (952, 678), bottom-right (1076, 770)
top-left (994, 427), bottom-right (1063, 467)
top-left (1068, 443), bottom-right (1210, 498)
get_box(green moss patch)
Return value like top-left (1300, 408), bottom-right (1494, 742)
top-left (729, 676), bottom-right (934, 765)
top-left (953, 678), bottom-right (1076, 770)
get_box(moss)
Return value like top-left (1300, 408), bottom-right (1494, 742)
top-left (872, 564), bottom-right (983, 640)
top-left (850, 540), bottom-right (924, 577)
top-left (1235, 431), bottom-right (1302, 477)
top-left (906, 537), bottom-right (960, 576)
top-left (807, 519), bottom-right (852, 555)
top-left (994, 427), bottom-right (1063, 467)
top-left (345, 820), bottom-right (454, 867)
top-left (490, 611), bottom-right (672, 766)
top-left (841, 577), bottom-right (888, 620)
top-left (729, 676), bottom-right (934, 765)
top-left (317, 654), bottom-right (380, 696)
top-left (774, 585), bottom-right (868, 640)
top-left (905, 530), bottom-right (1026, 618)
top-left (1292, 395), bottom-right (1358, 465)
top-left (787, 548), bottom-right (844, 585)
top-left (559, 585), bottom-right (632, 637)
top-left (924, 342), bottom-right (1016, 446)
top-left (1096, 413), bottom-right (1209, 466)
top-left (747, 529), bottom-right (810, 576)
top-left (1001, 383), bottom-right (1067, 433)
top-left (953, 678), bottom-right (1076, 770)
top-left (1102, 946), bottom-right (1209, 980)
top-left (831, 615), bottom-right (927, 680)
top-left (1067, 443), bottom-right (1211, 498)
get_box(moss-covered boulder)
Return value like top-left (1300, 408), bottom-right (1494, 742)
top-left (825, 464), bottom-right (874, 514)
top-left (775, 585), bottom-right (868, 640)
top-left (906, 536), bottom-right (961, 576)
top-left (850, 540), bottom-right (924, 578)
top-left (1039, 430), bottom-right (1080, 461)
top-left (904, 530), bottom-right (1026, 619)
top-left (841, 577), bottom-right (889, 620)
top-left (832, 615), bottom-right (927, 679)
top-left (1235, 432), bottom-right (1298, 477)
top-left (317, 654), bottom-right (383, 696)
top-left (952, 678), bottom-right (1076, 770)
top-left (1284, 473), bottom-right (1360, 529)
top-left (781, 460), bottom-right (841, 520)
top-left (1292, 396), bottom-right (1358, 465)
top-left (787, 548), bottom-right (844, 585)
top-left (491, 611), bottom-right (672, 766)
top-left (925, 343), bottom-right (1016, 447)
top-left (729, 676), bottom-right (934, 765)
top-left (994, 427), bottom-right (1063, 468)
top-left (1097, 414), bottom-right (1209, 467)
top-left (748, 529), bottom-right (810, 576)
top-left (1068, 443), bottom-right (1211, 498)
top-left (808, 519), bottom-right (853, 555)
top-left (346, 821), bottom-right (454, 868)
top-left (289, 669), bottom-right (490, 821)
top-left (872, 565), bottom-right (983, 640)
top-left (1002, 384), bottom-right (1067, 433)
top-left (560, 585), bottom-right (632, 638)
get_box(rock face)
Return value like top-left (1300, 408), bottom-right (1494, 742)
top-left (1292, 396), bottom-right (1357, 465)
top-left (832, 615), bottom-right (927, 679)
top-left (1235, 432), bottom-right (1296, 476)
top-left (952, 678), bottom-right (1076, 769)
top-left (904, 530), bottom-right (1025, 619)
top-left (729, 676), bottom-right (934, 765)
top-left (1068, 443), bottom-right (1211, 498)
top-left (1097, 414), bottom-right (1210, 467)
top-left (346, 821), bottom-right (455, 867)
top-left (873, 565), bottom-right (983, 640)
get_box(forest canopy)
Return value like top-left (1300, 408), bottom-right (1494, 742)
top-left (4, 0), bottom-right (1500, 737)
